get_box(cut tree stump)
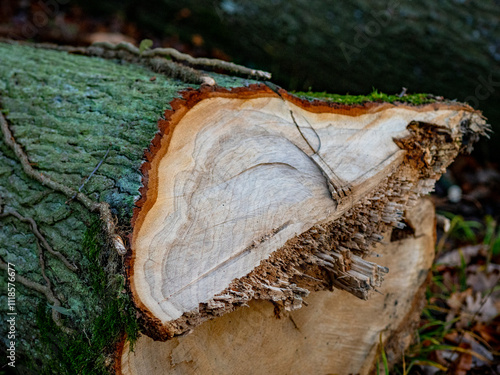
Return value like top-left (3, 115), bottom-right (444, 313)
top-left (0, 41), bottom-right (488, 373)
top-left (119, 198), bottom-right (436, 375)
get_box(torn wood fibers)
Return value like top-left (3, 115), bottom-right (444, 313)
top-left (127, 84), bottom-right (487, 342)
top-left (120, 198), bottom-right (436, 375)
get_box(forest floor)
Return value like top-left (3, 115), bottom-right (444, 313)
top-left (390, 157), bottom-right (500, 375)
top-left (1, 3), bottom-right (499, 374)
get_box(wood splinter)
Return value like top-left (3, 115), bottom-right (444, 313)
top-left (119, 198), bottom-right (439, 375)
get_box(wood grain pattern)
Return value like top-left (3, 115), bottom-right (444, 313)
top-left (128, 85), bottom-right (486, 338)
top-left (120, 198), bottom-right (436, 375)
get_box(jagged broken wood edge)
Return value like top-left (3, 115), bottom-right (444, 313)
top-left (115, 198), bottom-right (437, 375)
top-left (126, 83), bottom-right (488, 340)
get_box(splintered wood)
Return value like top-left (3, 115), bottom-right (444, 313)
top-left (128, 85), bottom-right (487, 339)
top-left (120, 198), bottom-right (437, 375)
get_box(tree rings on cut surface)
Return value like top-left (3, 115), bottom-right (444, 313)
top-left (127, 84), bottom-right (487, 339)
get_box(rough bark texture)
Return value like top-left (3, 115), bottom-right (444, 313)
top-left (119, 198), bottom-right (436, 375)
top-left (0, 42), bottom-right (216, 374)
top-left (0, 41), bottom-right (488, 374)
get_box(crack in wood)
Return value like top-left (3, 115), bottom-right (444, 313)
top-left (162, 222), bottom-right (292, 302)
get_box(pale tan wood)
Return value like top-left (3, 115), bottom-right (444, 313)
top-left (129, 88), bottom-right (485, 337)
top-left (120, 198), bottom-right (436, 375)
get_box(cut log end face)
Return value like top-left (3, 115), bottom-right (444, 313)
top-left (128, 85), bottom-right (487, 339)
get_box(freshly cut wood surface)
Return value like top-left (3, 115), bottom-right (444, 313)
top-left (128, 85), bottom-right (486, 339)
top-left (120, 198), bottom-right (436, 375)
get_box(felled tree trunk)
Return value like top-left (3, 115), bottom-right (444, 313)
top-left (0, 41), bottom-right (488, 374)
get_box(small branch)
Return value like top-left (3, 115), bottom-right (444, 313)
top-left (91, 41), bottom-right (272, 80)
top-left (0, 112), bottom-right (126, 255)
top-left (398, 87), bottom-right (408, 97)
top-left (289, 109), bottom-right (350, 201)
top-left (71, 147), bottom-right (110, 200)
top-left (0, 39), bottom-right (269, 84)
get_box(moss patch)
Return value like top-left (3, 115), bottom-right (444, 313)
top-left (0, 43), bottom-right (198, 373)
top-left (294, 89), bottom-right (437, 106)
top-left (0, 42), bottom-right (199, 223)
top-left (34, 218), bottom-right (138, 375)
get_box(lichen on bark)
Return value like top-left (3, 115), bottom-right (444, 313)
top-left (0, 42), bottom-right (207, 373)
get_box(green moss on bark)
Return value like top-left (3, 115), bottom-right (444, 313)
top-left (34, 219), bottom-right (138, 375)
top-left (0, 43), bottom-right (201, 373)
top-left (294, 89), bottom-right (437, 106)
top-left (0, 41), bottom-right (265, 373)
top-left (0, 43), bottom-right (200, 222)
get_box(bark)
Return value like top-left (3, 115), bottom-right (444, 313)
top-left (0, 41), bottom-right (213, 374)
top-left (0, 41), bottom-right (488, 374)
